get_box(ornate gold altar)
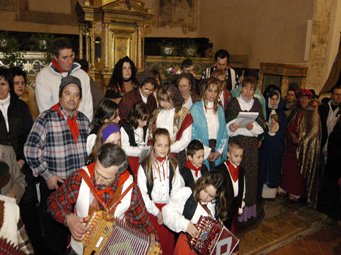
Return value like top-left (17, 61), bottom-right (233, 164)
top-left (77, 0), bottom-right (153, 86)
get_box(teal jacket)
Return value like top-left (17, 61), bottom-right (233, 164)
top-left (190, 100), bottom-right (228, 170)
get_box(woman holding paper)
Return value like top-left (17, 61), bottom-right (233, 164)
top-left (226, 77), bottom-right (266, 225)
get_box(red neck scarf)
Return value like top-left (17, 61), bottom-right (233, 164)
top-left (51, 103), bottom-right (80, 143)
top-left (185, 160), bottom-right (202, 177)
top-left (155, 156), bottom-right (166, 162)
top-left (52, 59), bottom-right (66, 73)
top-left (226, 160), bottom-right (239, 182)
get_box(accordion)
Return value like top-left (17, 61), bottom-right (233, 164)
top-left (189, 216), bottom-right (239, 255)
top-left (82, 211), bottom-right (161, 255)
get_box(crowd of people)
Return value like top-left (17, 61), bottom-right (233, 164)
top-left (0, 37), bottom-right (340, 255)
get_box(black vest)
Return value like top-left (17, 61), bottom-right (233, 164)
top-left (141, 160), bottom-right (174, 200)
top-left (121, 121), bottom-right (147, 147)
top-left (183, 194), bottom-right (198, 220)
top-left (180, 164), bottom-right (209, 189)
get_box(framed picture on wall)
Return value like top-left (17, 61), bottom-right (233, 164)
top-left (158, 0), bottom-right (197, 33)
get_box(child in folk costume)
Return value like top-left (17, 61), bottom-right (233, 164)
top-left (180, 139), bottom-right (209, 189)
top-left (86, 99), bottom-right (120, 155)
top-left (87, 123), bottom-right (121, 164)
top-left (216, 139), bottom-right (245, 234)
top-left (148, 83), bottom-right (193, 168)
top-left (162, 171), bottom-right (228, 255)
top-left (121, 102), bottom-right (150, 176)
top-left (137, 128), bottom-right (183, 255)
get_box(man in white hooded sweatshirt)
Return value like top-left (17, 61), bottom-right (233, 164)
top-left (35, 37), bottom-right (93, 121)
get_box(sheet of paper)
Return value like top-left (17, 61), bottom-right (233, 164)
top-left (234, 112), bottom-right (259, 127)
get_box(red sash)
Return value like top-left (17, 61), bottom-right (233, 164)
top-left (176, 113), bottom-right (193, 141)
top-left (80, 163), bottom-right (134, 214)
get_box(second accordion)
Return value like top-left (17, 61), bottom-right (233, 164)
top-left (189, 216), bottom-right (239, 255)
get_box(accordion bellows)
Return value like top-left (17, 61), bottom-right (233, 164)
top-left (189, 216), bottom-right (239, 255)
top-left (83, 211), bottom-right (160, 255)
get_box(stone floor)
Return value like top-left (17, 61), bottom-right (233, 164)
top-left (237, 197), bottom-right (340, 255)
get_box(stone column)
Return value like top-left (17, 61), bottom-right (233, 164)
top-left (306, 0), bottom-right (335, 91)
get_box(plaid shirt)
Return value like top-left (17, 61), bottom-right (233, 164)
top-left (24, 106), bottom-right (89, 180)
top-left (47, 168), bottom-right (155, 235)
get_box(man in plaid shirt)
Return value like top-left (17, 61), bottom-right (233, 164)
top-left (48, 144), bottom-right (155, 255)
top-left (24, 76), bottom-right (90, 255)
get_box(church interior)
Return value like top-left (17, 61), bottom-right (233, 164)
top-left (0, 0), bottom-right (340, 254)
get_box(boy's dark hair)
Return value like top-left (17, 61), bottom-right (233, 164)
top-left (331, 84), bottom-right (341, 94)
top-left (187, 139), bottom-right (204, 157)
top-left (228, 138), bottom-right (243, 152)
top-left (287, 87), bottom-right (297, 94)
top-left (52, 37), bottom-right (73, 57)
top-left (214, 49), bottom-right (230, 62)
top-left (180, 58), bottom-right (193, 70)
top-left (128, 101), bottom-right (150, 129)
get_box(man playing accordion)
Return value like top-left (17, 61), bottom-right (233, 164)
top-left (48, 143), bottom-right (156, 255)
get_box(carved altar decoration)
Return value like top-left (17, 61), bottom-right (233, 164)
top-left (259, 62), bottom-right (308, 97)
top-left (77, 0), bottom-right (153, 86)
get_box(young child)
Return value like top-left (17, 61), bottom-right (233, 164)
top-left (87, 99), bottom-right (120, 155)
top-left (148, 83), bottom-right (193, 169)
top-left (216, 139), bottom-right (245, 234)
top-left (137, 128), bottom-right (183, 255)
top-left (267, 113), bottom-right (279, 135)
top-left (87, 123), bottom-right (121, 164)
top-left (180, 139), bottom-right (209, 189)
top-left (162, 171), bottom-right (227, 255)
top-left (121, 102), bottom-right (150, 176)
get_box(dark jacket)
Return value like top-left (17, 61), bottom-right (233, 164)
top-left (318, 102), bottom-right (331, 149)
top-left (216, 162), bottom-right (245, 229)
top-left (0, 97), bottom-right (33, 161)
top-left (119, 88), bottom-right (157, 121)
